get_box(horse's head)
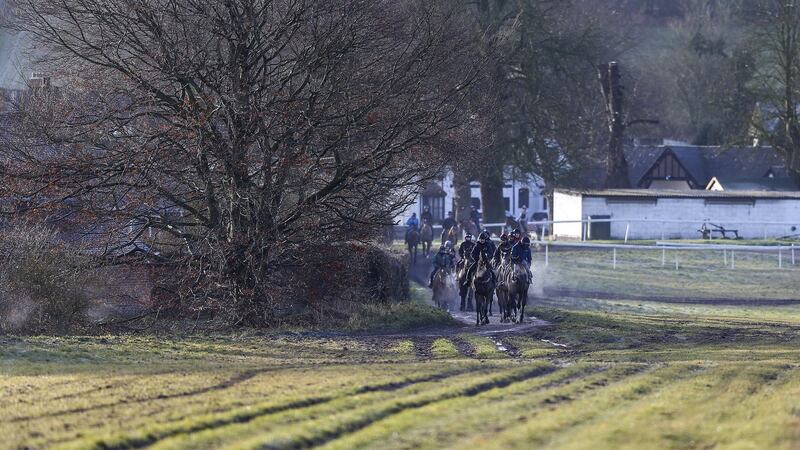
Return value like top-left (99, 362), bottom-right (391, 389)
top-left (511, 262), bottom-right (529, 283)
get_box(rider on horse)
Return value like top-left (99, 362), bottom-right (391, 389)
top-left (421, 206), bottom-right (433, 225)
top-left (458, 233), bottom-right (476, 260)
top-left (511, 235), bottom-right (533, 278)
top-left (482, 229), bottom-right (497, 258)
top-left (493, 233), bottom-right (513, 266)
top-left (406, 213), bottom-right (419, 229)
top-left (429, 244), bottom-right (455, 287)
top-left (464, 231), bottom-right (496, 286)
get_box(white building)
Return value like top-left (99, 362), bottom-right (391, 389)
top-left (553, 189), bottom-right (800, 240)
top-left (397, 168), bottom-right (548, 226)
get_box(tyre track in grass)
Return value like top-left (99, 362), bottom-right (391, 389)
top-left (59, 366), bottom-right (488, 450)
top-left (313, 364), bottom-right (617, 450)
top-left (11, 367), bottom-right (280, 424)
top-left (225, 364), bottom-right (558, 450)
top-left (475, 363), bottom-right (708, 449)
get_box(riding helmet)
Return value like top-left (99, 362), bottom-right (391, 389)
top-left (465, 233), bottom-right (473, 241)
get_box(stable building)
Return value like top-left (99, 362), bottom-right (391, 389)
top-left (625, 144), bottom-right (798, 191)
top-left (553, 189), bottom-right (800, 240)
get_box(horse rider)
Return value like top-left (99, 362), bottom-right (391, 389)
top-left (511, 235), bottom-right (533, 279)
top-left (463, 231), bottom-right (496, 286)
top-left (458, 233), bottom-right (476, 263)
top-left (421, 205), bottom-right (433, 225)
top-left (483, 229), bottom-right (497, 257)
top-left (492, 233), bottom-right (513, 266)
top-left (470, 205), bottom-right (481, 230)
top-left (509, 228), bottom-right (523, 246)
top-left (429, 244), bottom-right (454, 287)
top-left (518, 206), bottom-right (528, 235)
top-left (406, 213), bottom-right (419, 230)
top-left (445, 240), bottom-right (456, 260)
top-left (441, 211), bottom-right (456, 242)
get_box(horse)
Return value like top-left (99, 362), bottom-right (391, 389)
top-left (405, 228), bottom-right (420, 264)
top-left (431, 267), bottom-right (455, 311)
top-left (493, 257), bottom-right (512, 323)
top-left (420, 221), bottom-right (434, 258)
top-left (507, 261), bottom-right (531, 324)
top-left (456, 256), bottom-right (475, 312)
top-left (472, 258), bottom-right (495, 326)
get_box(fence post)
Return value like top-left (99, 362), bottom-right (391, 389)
top-left (793, 244), bottom-right (796, 265)
top-left (723, 249), bottom-right (727, 266)
top-left (624, 223), bottom-right (630, 243)
top-left (662, 248), bottom-right (666, 267)
top-left (779, 248), bottom-right (783, 269)
top-left (613, 247), bottom-right (617, 269)
top-left (674, 252), bottom-right (679, 270)
top-left (731, 250), bottom-right (735, 269)
top-left (545, 243), bottom-right (549, 266)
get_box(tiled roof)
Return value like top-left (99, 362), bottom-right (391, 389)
top-left (557, 188), bottom-right (800, 199)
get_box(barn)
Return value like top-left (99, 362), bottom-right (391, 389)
top-left (552, 189), bottom-right (800, 240)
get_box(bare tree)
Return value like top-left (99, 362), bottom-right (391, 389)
top-left (747, 0), bottom-right (800, 180)
top-left (3, 0), bottom-right (486, 323)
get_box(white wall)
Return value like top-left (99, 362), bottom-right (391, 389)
top-left (552, 192), bottom-right (584, 238)
top-left (579, 197), bottom-right (800, 239)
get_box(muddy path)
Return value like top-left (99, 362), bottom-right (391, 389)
top-left (400, 257), bottom-right (550, 338)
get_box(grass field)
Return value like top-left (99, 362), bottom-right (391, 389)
top-left (6, 299), bottom-right (800, 450)
top-left (535, 246), bottom-right (800, 303)
top-left (5, 245), bottom-right (800, 449)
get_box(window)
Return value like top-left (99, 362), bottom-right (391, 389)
top-left (471, 198), bottom-right (481, 209)
top-left (518, 188), bottom-right (530, 208)
top-left (542, 197), bottom-right (548, 210)
top-left (503, 197), bottom-right (510, 212)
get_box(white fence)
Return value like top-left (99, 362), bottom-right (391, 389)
top-left (529, 239), bottom-right (798, 270)
top-left (398, 217), bottom-right (800, 243)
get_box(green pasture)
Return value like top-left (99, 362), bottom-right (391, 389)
top-left (534, 246), bottom-right (800, 302)
top-left (6, 299), bottom-right (800, 449)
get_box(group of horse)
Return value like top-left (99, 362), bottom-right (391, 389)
top-left (432, 250), bottom-right (531, 327)
top-left (405, 221), bottom-right (464, 263)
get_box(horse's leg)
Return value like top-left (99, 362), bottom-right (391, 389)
top-left (459, 285), bottom-right (466, 312)
top-left (475, 298), bottom-right (481, 327)
top-left (467, 288), bottom-right (474, 312)
top-left (489, 292), bottom-right (493, 316)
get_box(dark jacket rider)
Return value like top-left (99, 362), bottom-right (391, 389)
top-left (464, 232), bottom-right (496, 286)
top-left (429, 245), bottom-right (455, 287)
top-left (458, 233), bottom-right (476, 261)
top-left (493, 234), bottom-right (513, 266)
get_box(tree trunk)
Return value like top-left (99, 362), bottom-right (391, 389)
top-left (452, 169), bottom-right (473, 224)
top-left (599, 62), bottom-right (631, 189)
top-left (480, 170), bottom-right (506, 229)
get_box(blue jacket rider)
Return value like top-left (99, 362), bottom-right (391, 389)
top-left (406, 213), bottom-right (419, 229)
top-left (511, 236), bottom-right (533, 279)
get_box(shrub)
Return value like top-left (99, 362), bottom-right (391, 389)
top-left (0, 223), bottom-right (97, 333)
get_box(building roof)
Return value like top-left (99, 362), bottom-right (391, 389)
top-left (624, 145), bottom-right (796, 191)
top-left (556, 188), bottom-right (800, 200)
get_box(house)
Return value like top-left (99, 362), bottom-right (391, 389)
top-left (397, 168), bottom-right (548, 227)
top-left (624, 144), bottom-right (798, 191)
top-left (553, 189), bottom-right (800, 240)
